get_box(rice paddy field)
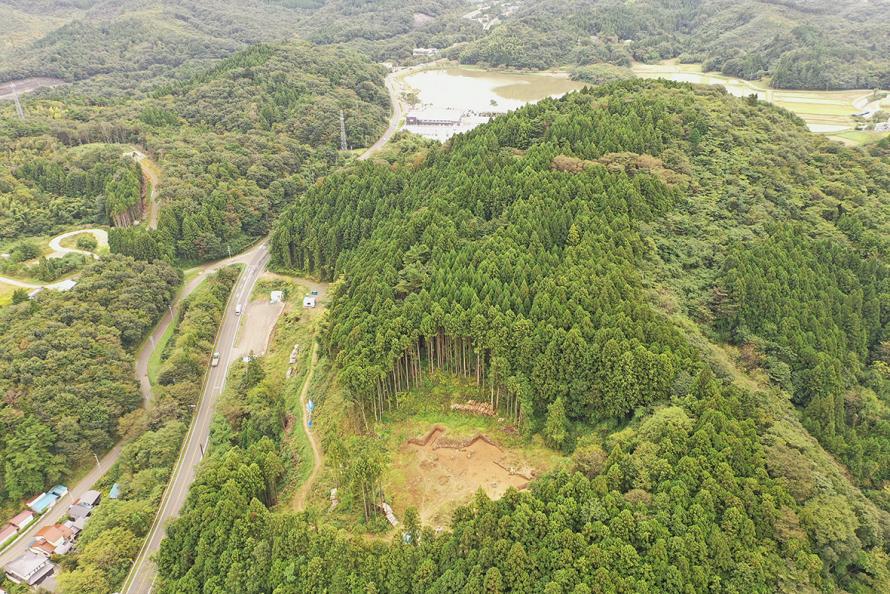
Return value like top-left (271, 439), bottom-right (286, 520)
top-left (632, 61), bottom-right (890, 145)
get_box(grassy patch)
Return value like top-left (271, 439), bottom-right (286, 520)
top-left (826, 130), bottom-right (890, 146)
top-left (251, 272), bottom-right (303, 302)
top-left (148, 315), bottom-right (177, 386)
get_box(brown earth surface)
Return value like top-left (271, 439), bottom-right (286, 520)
top-left (395, 426), bottom-right (534, 526)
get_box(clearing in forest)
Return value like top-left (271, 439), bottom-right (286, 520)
top-left (388, 423), bottom-right (548, 526)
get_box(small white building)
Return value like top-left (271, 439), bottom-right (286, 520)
top-left (303, 295), bottom-right (317, 308)
top-left (270, 290), bottom-right (284, 304)
top-left (412, 47), bottom-right (439, 57)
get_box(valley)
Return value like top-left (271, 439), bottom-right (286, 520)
top-left (0, 2), bottom-right (889, 593)
top-left (633, 60), bottom-right (890, 141)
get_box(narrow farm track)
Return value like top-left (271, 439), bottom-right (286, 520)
top-left (292, 341), bottom-right (323, 510)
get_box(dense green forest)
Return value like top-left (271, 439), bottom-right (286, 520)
top-left (456, 0), bottom-right (890, 90)
top-left (0, 256), bottom-right (179, 514)
top-left (1, 41), bottom-right (389, 263)
top-left (0, 142), bottom-right (141, 241)
top-left (149, 79), bottom-right (890, 591)
top-left (0, 0), bottom-right (477, 95)
top-left (56, 265), bottom-right (238, 594)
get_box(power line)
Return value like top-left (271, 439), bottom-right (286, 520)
top-left (10, 83), bottom-right (25, 120)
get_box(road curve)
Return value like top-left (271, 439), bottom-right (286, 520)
top-left (47, 228), bottom-right (108, 259)
top-left (123, 243), bottom-right (271, 594)
top-left (358, 70), bottom-right (405, 161)
top-left (0, 228), bottom-right (107, 289)
top-left (0, 247), bottom-right (260, 580)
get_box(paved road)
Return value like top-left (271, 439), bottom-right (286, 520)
top-left (0, 228), bottom-right (107, 289)
top-left (0, 444), bottom-right (123, 570)
top-left (0, 246), bottom-right (264, 587)
top-left (123, 243), bottom-right (271, 594)
top-left (358, 69), bottom-right (406, 161)
top-left (47, 228), bottom-right (107, 259)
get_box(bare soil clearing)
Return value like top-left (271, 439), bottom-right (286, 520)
top-left (393, 426), bottom-right (537, 526)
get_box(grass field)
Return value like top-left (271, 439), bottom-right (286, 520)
top-left (632, 61), bottom-right (889, 141)
top-left (0, 281), bottom-right (17, 306)
top-left (148, 316), bottom-right (177, 386)
top-left (825, 130), bottom-right (890, 146)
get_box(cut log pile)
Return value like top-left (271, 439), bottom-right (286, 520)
top-left (450, 400), bottom-right (495, 416)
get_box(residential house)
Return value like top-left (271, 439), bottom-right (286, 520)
top-left (4, 551), bottom-right (54, 586)
top-left (78, 490), bottom-right (101, 508)
top-left (0, 524), bottom-right (17, 547)
top-left (9, 510), bottom-right (34, 530)
top-left (27, 492), bottom-right (59, 514)
top-left (67, 503), bottom-right (92, 521)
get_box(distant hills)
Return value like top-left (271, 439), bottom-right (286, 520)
top-left (456, 0), bottom-right (890, 90)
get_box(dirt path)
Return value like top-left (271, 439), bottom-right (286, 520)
top-left (292, 340), bottom-right (323, 510)
top-left (127, 149), bottom-right (160, 229)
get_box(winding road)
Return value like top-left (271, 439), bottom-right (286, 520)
top-left (359, 69), bottom-right (407, 161)
top-left (122, 69), bottom-right (402, 589)
top-left (0, 228), bottom-right (108, 290)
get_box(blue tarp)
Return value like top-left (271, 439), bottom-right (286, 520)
top-left (108, 483), bottom-right (121, 499)
top-left (29, 492), bottom-right (59, 513)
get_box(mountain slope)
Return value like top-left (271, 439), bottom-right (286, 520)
top-left (457, 0), bottom-right (890, 90)
top-left (152, 79), bottom-right (890, 592)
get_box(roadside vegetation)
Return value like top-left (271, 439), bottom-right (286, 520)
top-left (151, 79), bottom-right (890, 592)
top-left (0, 256), bottom-right (180, 517)
top-left (55, 265), bottom-right (239, 594)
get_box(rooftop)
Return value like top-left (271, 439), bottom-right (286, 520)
top-left (9, 510), bottom-right (34, 528)
top-left (4, 551), bottom-right (53, 585)
top-left (78, 490), bottom-right (101, 507)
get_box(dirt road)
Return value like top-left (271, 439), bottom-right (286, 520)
top-left (128, 149), bottom-right (161, 229)
top-left (292, 341), bottom-right (323, 510)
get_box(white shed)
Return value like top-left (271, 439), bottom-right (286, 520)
top-left (303, 296), bottom-right (317, 308)
top-left (270, 290), bottom-right (284, 304)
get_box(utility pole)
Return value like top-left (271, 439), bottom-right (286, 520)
top-left (339, 110), bottom-right (348, 151)
top-left (10, 82), bottom-right (24, 120)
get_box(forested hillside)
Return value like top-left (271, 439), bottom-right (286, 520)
top-left (457, 0), bottom-right (890, 90)
top-left (0, 0), bottom-right (306, 94)
top-left (0, 0), bottom-right (477, 94)
top-left (150, 79), bottom-right (890, 592)
top-left (1, 41), bottom-right (389, 263)
top-left (0, 141), bottom-right (142, 241)
top-left (0, 256), bottom-right (180, 514)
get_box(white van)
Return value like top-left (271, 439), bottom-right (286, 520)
top-left (235, 304), bottom-right (243, 315)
